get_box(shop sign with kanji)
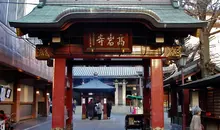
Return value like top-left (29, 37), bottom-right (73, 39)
top-left (84, 29), bottom-right (132, 53)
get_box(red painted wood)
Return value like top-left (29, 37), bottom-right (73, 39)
top-left (42, 89), bottom-right (49, 117)
top-left (150, 58), bottom-right (164, 129)
top-left (66, 64), bottom-right (73, 128)
top-left (52, 58), bottom-right (66, 129)
top-left (199, 90), bottom-right (207, 112)
top-left (183, 89), bottom-right (189, 127)
top-left (143, 88), bottom-right (151, 126)
top-left (35, 44), bottom-right (168, 60)
top-left (32, 87), bottom-right (38, 118)
top-left (103, 98), bottom-right (107, 120)
top-left (12, 82), bottom-right (21, 122)
top-left (82, 98), bottom-right (86, 119)
top-left (171, 86), bottom-right (177, 117)
top-left (143, 60), bottom-right (151, 127)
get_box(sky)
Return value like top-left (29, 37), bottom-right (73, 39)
top-left (24, 0), bottom-right (39, 15)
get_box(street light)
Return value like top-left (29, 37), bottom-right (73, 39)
top-left (178, 52), bottom-right (188, 68)
top-left (178, 52), bottom-right (188, 85)
top-left (178, 52), bottom-right (188, 130)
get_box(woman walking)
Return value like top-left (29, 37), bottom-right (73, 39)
top-left (190, 106), bottom-right (203, 130)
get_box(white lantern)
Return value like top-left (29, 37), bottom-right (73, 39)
top-left (178, 53), bottom-right (188, 68)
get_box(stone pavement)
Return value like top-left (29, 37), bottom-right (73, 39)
top-left (14, 116), bottom-right (52, 130)
top-left (14, 113), bottom-right (172, 130)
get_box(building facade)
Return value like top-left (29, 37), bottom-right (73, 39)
top-left (0, 0), bottom-right (52, 122)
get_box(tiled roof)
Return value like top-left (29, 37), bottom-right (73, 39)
top-left (164, 60), bottom-right (199, 84)
top-left (10, 4), bottom-right (206, 28)
top-left (46, 0), bottom-right (171, 5)
top-left (73, 65), bottom-right (176, 77)
top-left (73, 66), bottom-right (140, 77)
top-left (74, 79), bottom-right (115, 93)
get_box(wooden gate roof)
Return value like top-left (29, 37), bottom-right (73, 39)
top-left (9, 2), bottom-right (206, 29)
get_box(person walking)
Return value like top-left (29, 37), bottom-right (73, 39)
top-left (72, 100), bottom-right (76, 114)
top-left (107, 100), bottom-right (112, 119)
top-left (190, 106), bottom-right (203, 130)
top-left (95, 101), bottom-right (102, 120)
top-left (87, 99), bottom-right (95, 120)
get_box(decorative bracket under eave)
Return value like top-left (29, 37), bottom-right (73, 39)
top-left (16, 28), bottom-right (24, 37)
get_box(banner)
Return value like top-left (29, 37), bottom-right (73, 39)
top-left (0, 86), bottom-right (6, 102)
top-left (0, 85), bottom-right (12, 102)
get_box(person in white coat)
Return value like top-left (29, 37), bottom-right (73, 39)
top-left (95, 101), bottom-right (102, 120)
top-left (190, 106), bottom-right (203, 130)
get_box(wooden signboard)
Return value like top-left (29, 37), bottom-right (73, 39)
top-left (84, 29), bottom-right (132, 53)
top-left (36, 45), bottom-right (53, 60)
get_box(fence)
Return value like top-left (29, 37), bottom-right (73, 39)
top-left (0, 120), bottom-right (5, 130)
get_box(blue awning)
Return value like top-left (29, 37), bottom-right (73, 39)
top-left (73, 79), bottom-right (115, 93)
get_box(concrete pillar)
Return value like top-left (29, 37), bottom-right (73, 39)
top-left (150, 58), bottom-right (164, 129)
top-left (11, 81), bottom-right (21, 122)
top-left (114, 81), bottom-right (118, 105)
top-left (122, 80), bottom-right (126, 106)
top-left (52, 58), bottom-right (66, 130)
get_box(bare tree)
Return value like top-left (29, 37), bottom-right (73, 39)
top-left (182, 0), bottom-right (220, 78)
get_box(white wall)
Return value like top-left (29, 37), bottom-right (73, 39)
top-left (191, 91), bottom-right (199, 107)
top-left (38, 90), bottom-right (45, 102)
top-left (20, 85), bottom-right (33, 102)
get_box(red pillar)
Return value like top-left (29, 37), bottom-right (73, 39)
top-left (150, 58), bottom-right (164, 129)
top-left (12, 81), bottom-right (21, 122)
top-left (32, 87), bottom-right (38, 118)
top-left (52, 58), bottom-right (66, 130)
top-left (143, 60), bottom-right (151, 127)
top-left (143, 88), bottom-right (151, 126)
top-left (43, 89), bottom-right (49, 117)
top-left (66, 64), bottom-right (73, 130)
top-left (199, 89), bottom-right (207, 112)
top-left (82, 97), bottom-right (86, 120)
top-left (103, 98), bottom-right (107, 120)
top-left (171, 85), bottom-right (177, 118)
top-left (183, 89), bottom-right (189, 127)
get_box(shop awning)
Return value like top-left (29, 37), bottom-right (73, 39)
top-left (126, 95), bottom-right (143, 100)
top-left (73, 79), bottom-right (115, 93)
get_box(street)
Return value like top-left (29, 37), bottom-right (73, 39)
top-left (14, 113), bottom-right (171, 130)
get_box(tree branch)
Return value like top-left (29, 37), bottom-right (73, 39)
top-left (207, 11), bottom-right (220, 32)
top-left (210, 29), bottom-right (220, 36)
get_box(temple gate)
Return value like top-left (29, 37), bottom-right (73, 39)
top-left (9, 0), bottom-right (206, 129)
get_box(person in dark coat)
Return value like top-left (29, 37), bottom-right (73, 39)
top-left (107, 100), bottom-right (112, 119)
top-left (87, 99), bottom-right (94, 120)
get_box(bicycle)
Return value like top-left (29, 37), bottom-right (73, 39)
top-left (5, 113), bottom-right (16, 130)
